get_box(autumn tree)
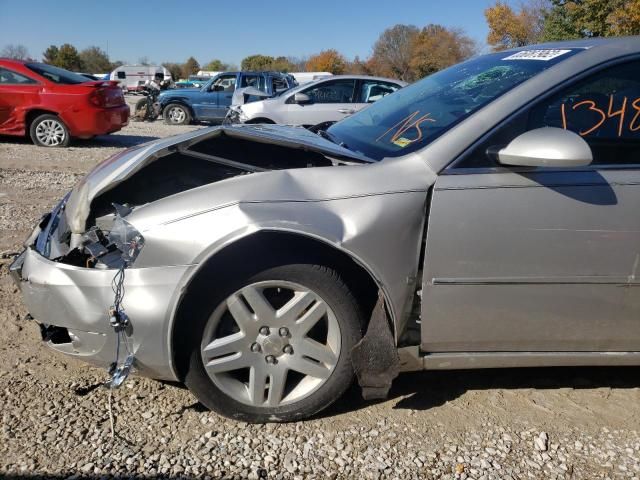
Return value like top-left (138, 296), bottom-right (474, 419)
top-left (485, 1), bottom-right (547, 51)
top-left (608, 0), bottom-right (640, 35)
top-left (1, 44), bottom-right (31, 60)
top-left (182, 56), bottom-right (200, 78)
top-left (409, 24), bottom-right (476, 79)
top-left (369, 24), bottom-right (420, 80)
top-left (344, 56), bottom-right (372, 75)
top-left (305, 49), bottom-right (347, 74)
top-left (542, 0), bottom-right (640, 40)
top-left (79, 46), bottom-right (112, 73)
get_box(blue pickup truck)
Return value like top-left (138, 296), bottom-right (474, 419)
top-left (159, 71), bottom-right (297, 125)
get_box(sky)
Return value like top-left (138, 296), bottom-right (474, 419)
top-left (0, 0), bottom-right (520, 67)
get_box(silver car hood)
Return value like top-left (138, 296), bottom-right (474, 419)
top-left (64, 124), bottom-right (372, 234)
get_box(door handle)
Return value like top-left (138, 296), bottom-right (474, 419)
top-left (338, 108), bottom-right (355, 114)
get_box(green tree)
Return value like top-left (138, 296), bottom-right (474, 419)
top-left (202, 59), bottom-right (228, 71)
top-left (55, 44), bottom-right (83, 71)
top-left (542, 0), bottom-right (640, 40)
top-left (182, 56), bottom-right (200, 78)
top-left (241, 54), bottom-right (275, 71)
top-left (42, 45), bottom-right (59, 65)
top-left (162, 62), bottom-right (183, 81)
top-left (409, 24), bottom-right (476, 79)
top-left (79, 46), bottom-right (112, 73)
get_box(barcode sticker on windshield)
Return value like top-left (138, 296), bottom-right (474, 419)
top-left (502, 49), bottom-right (571, 61)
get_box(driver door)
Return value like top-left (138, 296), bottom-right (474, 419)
top-left (0, 67), bottom-right (39, 130)
top-left (195, 74), bottom-right (237, 121)
top-left (421, 60), bottom-right (640, 353)
top-left (284, 79), bottom-right (356, 126)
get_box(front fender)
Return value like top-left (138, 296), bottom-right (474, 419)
top-left (132, 190), bottom-right (427, 378)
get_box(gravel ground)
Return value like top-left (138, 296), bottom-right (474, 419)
top-left (2, 104), bottom-right (640, 479)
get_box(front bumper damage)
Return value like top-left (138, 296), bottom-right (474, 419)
top-left (10, 210), bottom-right (194, 381)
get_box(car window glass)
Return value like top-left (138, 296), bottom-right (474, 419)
top-left (303, 79), bottom-right (356, 104)
top-left (25, 62), bottom-right (89, 84)
top-left (455, 60), bottom-right (640, 169)
top-left (117, 71), bottom-right (126, 79)
top-left (272, 76), bottom-right (288, 93)
top-left (359, 81), bottom-right (400, 103)
top-left (327, 49), bottom-right (582, 161)
top-left (212, 75), bottom-right (236, 92)
top-left (241, 75), bottom-right (260, 88)
top-left (0, 67), bottom-right (37, 84)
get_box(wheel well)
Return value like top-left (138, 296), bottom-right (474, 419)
top-left (171, 231), bottom-right (380, 381)
top-left (246, 117), bottom-right (275, 124)
top-left (25, 109), bottom-right (59, 131)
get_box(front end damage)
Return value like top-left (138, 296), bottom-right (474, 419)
top-left (9, 198), bottom-right (193, 380)
top-left (12, 123), bottom-right (434, 397)
top-left (10, 124), bottom-right (384, 383)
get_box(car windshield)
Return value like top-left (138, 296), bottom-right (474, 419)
top-left (25, 62), bottom-right (90, 85)
top-left (327, 49), bottom-right (583, 161)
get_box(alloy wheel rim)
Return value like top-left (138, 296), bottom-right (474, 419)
top-left (168, 107), bottom-right (186, 123)
top-left (201, 280), bottom-right (341, 407)
top-left (35, 119), bottom-right (65, 146)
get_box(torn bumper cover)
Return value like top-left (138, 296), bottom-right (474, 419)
top-left (9, 210), bottom-right (193, 381)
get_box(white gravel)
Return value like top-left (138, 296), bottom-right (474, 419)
top-left (2, 111), bottom-right (640, 479)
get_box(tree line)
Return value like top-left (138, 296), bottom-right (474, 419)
top-left (2, 0), bottom-right (639, 81)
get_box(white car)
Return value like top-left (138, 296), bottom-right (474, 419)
top-left (228, 75), bottom-right (406, 127)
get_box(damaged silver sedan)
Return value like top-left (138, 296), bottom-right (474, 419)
top-left (11, 38), bottom-right (640, 422)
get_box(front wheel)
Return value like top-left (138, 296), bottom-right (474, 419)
top-left (29, 114), bottom-right (70, 147)
top-left (184, 263), bottom-right (364, 422)
top-left (163, 103), bottom-right (191, 125)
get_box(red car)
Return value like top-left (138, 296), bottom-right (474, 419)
top-left (0, 59), bottom-right (129, 147)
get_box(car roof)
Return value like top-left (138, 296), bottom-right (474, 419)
top-left (501, 36), bottom-right (640, 53)
top-left (281, 74), bottom-right (407, 96)
top-left (0, 57), bottom-right (29, 66)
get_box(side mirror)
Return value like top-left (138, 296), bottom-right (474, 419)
top-left (498, 127), bottom-right (592, 168)
top-left (294, 93), bottom-right (311, 104)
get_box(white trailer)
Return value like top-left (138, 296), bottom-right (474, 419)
top-left (196, 70), bottom-right (221, 78)
top-left (290, 72), bottom-right (333, 84)
top-left (109, 65), bottom-right (172, 92)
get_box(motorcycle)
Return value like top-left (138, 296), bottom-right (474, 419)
top-left (133, 79), bottom-right (169, 122)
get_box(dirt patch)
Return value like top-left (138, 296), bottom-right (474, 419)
top-left (1, 113), bottom-right (639, 479)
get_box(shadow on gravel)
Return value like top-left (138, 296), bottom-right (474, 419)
top-left (78, 135), bottom-right (160, 148)
top-left (318, 366), bottom-right (640, 417)
top-left (0, 476), bottom-right (220, 480)
top-left (0, 134), bottom-right (159, 149)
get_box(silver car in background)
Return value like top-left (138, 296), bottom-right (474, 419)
top-left (11, 37), bottom-right (640, 422)
top-left (228, 75), bottom-right (406, 127)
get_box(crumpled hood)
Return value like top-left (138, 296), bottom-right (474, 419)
top-left (64, 124), bottom-right (372, 234)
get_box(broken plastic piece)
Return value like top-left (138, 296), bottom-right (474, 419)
top-left (108, 307), bottom-right (129, 332)
top-left (351, 291), bottom-right (400, 400)
top-left (106, 353), bottom-right (134, 389)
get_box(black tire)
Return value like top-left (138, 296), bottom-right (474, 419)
top-left (183, 262), bottom-right (364, 423)
top-left (245, 117), bottom-right (276, 124)
top-left (29, 114), bottom-right (70, 147)
top-left (163, 103), bottom-right (191, 125)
